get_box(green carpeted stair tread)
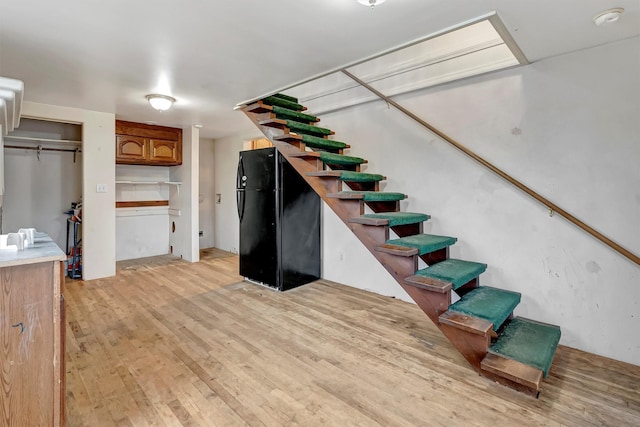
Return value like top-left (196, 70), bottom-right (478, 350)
top-left (489, 317), bottom-right (561, 377)
top-left (287, 120), bottom-right (333, 137)
top-left (415, 258), bottom-right (487, 290)
top-left (319, 152), bottom-right (366, 166)
top-left (339, 171), bottom-right (384, 183)
top-left (329, 191), bottom-right (406, 202)
top-left (449, 286), bottom-right (521, 332)
top-left (386, 234), bottom-right (457, 256)
top-left (300, 135), bottom-right (348, 150)
top-left (271, 106), bottom-right (318, 123)
top-left (302, 135), bottom-right (347, 150)
top-left (360, 212), bottom-right (430, 227)
top-left (261, 96), bottom-right (304, 111)
top-left (272, 93), bottom-right (298, 104)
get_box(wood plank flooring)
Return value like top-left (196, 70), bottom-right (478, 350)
top-left (64, 250), bottom-right (640, 426)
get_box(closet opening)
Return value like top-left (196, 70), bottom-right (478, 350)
top-left (2, 117), bottom-right (83, 278)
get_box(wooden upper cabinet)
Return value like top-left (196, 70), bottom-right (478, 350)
top-left (116, 135), bottom-right (147, 162)
top-left (115, 120), bottom-right (182, 166)
top-left (149, 138), bottom-right (180, 164)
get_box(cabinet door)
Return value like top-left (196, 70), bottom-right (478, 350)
top-left (1, 262), bottom-right (55, 426)
top-left (149, 138), bottom-right (181, 165)
top-left (116, 135), bottom-right (147, 164)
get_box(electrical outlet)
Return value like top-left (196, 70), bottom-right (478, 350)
top-left (96, 184), bottom-right (108, 193)
top-left (199, 230), bottom-right (204, 237)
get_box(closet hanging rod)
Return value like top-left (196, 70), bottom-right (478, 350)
top-left (5, 144), bottom-right (82, 162)
top-left (4, 145), bottom-right (81, 154)
top-left (3, 135), bottom-right (82, 144)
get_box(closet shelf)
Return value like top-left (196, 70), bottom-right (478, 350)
top-left (4, 135), bottom-right (82, 144)
top-left (115, 205), bottom-right (181, 217)
top-left (115, 181), bottom-right (182, 185)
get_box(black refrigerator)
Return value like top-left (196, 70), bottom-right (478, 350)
top-left (236, 147), bottom-right (321, 291)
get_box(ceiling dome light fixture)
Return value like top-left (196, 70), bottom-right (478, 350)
top-left (593, 8), bottom-right (624, 26)
top-left (146, 94), bottom-right (176, 111)
top-left (357, 0), bottom-right (386, 8)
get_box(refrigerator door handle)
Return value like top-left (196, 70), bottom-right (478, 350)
top-left (236, 189), bottom-right (245, 220)
top-left (237, 156), bottom-right (246, 189)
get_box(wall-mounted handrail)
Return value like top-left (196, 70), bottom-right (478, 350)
top-left (342, 69), bottom-right (640, 266)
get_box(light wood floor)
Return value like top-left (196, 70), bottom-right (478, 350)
top-left (65, 250), bottom-right (640, 426)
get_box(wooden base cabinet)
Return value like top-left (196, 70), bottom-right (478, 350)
top-left (116, 120), bottom-right (182, 166)
top-left (1, 252), bottom-right (66, 426)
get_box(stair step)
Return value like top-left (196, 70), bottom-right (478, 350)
top-left (385, 233), bottom-right (457, 256)
top-left (289, 151), bottom-right (366, 167)
top-left (308, 171), bottom-right (385, 183)
top-left (414, 259), bottom-right (487, 290)
top-left (272, 93), bottom-right (299, 103)
top-left (439, 310), bottom-right (493, 336)
top-left (481, 352), bottom-right (544, 392)
top-left (327, 191), bottom-right (406, 202)
top-left (349, 212), bottom-right (430, 227)
top-left (274, 134), bottom-right (349, 151)
top-left (271, 105), bottom-right (319, 123)
top-left (245, 100), bottom-right (273, 114)
top-left (488, 317), bottom-right (561, 377)
top-left (319, 152), bottom-right (366, 167)
top-left (448, 286), bottom-right (521, 332)
top-left (404, 275), bottom-right (452, 293)
top-left (286, 120), bottom-right (334, 137)
top-left (261, 95), bottom-right (305, 111)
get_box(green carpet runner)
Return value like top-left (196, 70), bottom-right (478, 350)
top-left (272, 93), bottom-right (298, 103)
top-left (286, 135), bottom-right (348, 151)
top-left (415, 259), bottom-right (487, 290)
top-left (338, 171), bottom-right (384, 183)
top-left (298, 134), bottom-right (347, 151)
top-left (449, 286), bottom-right (521, 331)
top-left (386, 234), bottom-right (457, 255)
top-left (286, 120), bottom-right (333, 137)
top-left (489, 317), bottom-right (561, 377)
top-left (262, 95), bottom-right (303, 111)
top-left (272, 105), bottom-right (318, 123)
top-left (332, 191), bottom-right (406, 202)
top-left (359, 212), bottom-right (430, 227)
top-left (319, 152), bottom-right (365, 167)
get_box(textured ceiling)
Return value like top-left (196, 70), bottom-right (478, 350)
top-left (0, 0), bottom-right (638, 138)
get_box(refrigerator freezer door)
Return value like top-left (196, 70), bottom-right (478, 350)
top-left (239, 148), bottom-right (276, 191)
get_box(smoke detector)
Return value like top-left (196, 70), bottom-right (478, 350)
top-left (593, 8), bottom-right (624, 26)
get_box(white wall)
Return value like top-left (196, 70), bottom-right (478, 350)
top-left (21, 102), bottom-right (115, 280)
top-left (318, 37), bottom-right (640, 365)
top-left (213, 38), bottom-right (640, 365)
top-left (199, 138), bottom-right (216, 249)
top-left (170, 125), bottom-right (199, 262)
top-left (213, 130), bottom-right (259, 253)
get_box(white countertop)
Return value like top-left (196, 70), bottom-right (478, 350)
top-left (0, 233), bottom-right (67, 268)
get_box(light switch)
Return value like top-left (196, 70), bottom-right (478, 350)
top-left (96, 184), bottom-right (108, 193)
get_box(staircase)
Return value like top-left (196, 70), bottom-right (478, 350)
top-left (242, 93), bottom-right (561, 397)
